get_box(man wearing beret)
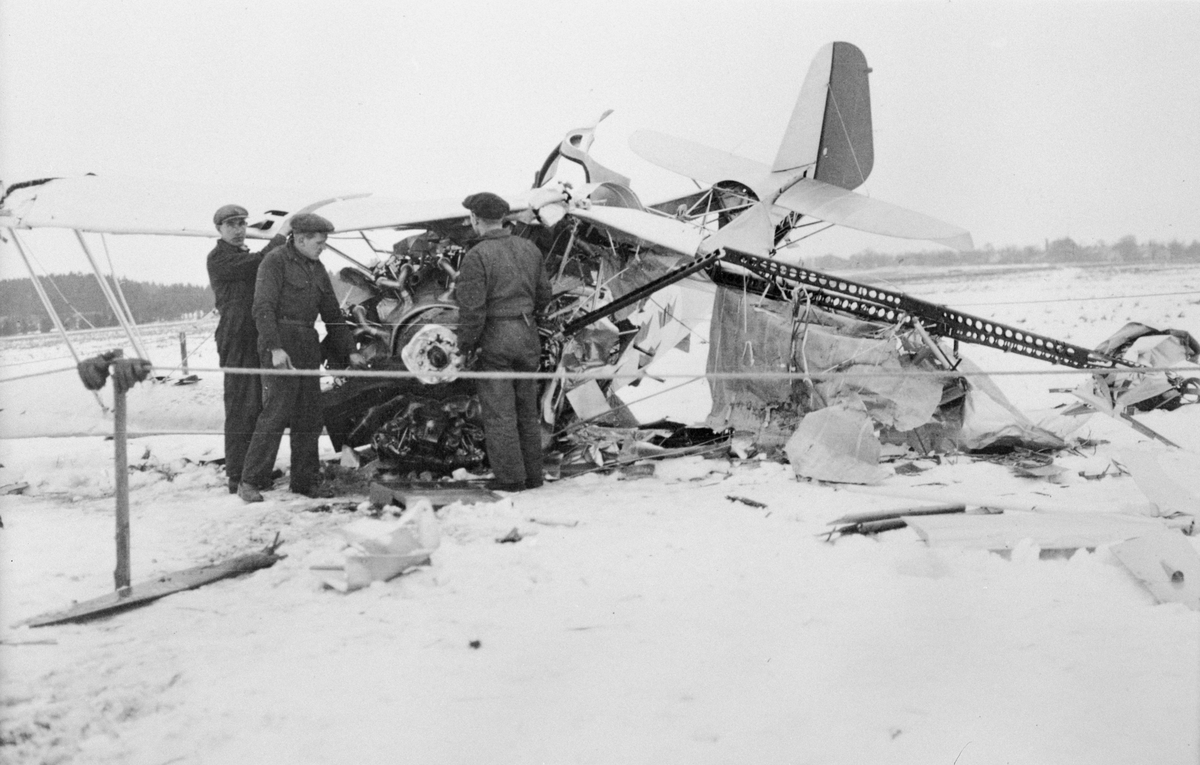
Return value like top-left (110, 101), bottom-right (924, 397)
top-left (206, 204), bottom-right (289, 494)
top-left (238, 213), bottom-right (365, 502)
top-left (457, 192), bottom-right (552, 491)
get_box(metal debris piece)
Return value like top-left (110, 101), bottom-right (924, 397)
top-left (496, 527), bottom-right (523, 544)
top-left (725, 495), bottom-right (767, 508)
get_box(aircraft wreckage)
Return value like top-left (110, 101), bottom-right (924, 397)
top-left (2, 42), bottom-right (1197, 482)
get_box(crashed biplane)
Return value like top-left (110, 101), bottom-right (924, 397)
top-left (3, 41), bottom-right (1195, 480)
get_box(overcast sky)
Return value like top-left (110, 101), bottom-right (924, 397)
top-left (3, 0), bottom-right (1199, 285)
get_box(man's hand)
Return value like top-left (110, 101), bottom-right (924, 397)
top-left (348, 352), bottom-right (366, 369)
top-left (271, 349), bottom-right (293, 369)
top-left (460, 347), bottom-right (480, 370)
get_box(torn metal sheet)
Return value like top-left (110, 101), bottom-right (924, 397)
top-left (904, 511), bottom-right (1168, 551)
top-left (316, 504), bottom-right (440, 592)
top-left (785, 405), bottom-right (888, 485)
top-left (1115, 450), bottom-right (1200, 518)
top-left (1111, 533), bottom-right (1200, 611)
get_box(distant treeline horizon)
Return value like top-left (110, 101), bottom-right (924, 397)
top-left (807, 234), bottom-right (1200, 270)
top-left (3, 234), bottom-right (1198, 336)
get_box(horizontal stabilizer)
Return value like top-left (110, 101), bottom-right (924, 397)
top-left (629, 129), bottom-right (774, 200)
top-left (775, 178), bottom-right (972, 251)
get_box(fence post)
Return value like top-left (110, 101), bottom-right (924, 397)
top-left (113, 385), bottom-right (131, 592)
top-left (180, 331), bottom-right (188, 375)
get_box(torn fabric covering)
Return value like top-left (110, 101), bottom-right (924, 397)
top-left (1093, 321), bottom-right (1200, 363)
top-left (1072, 322), bottom-right (1200, 413)
top-left (955, 356), bottom-right (1065, 451)
top-left (705, 285), bottom-right (945, 438)
top-left (705, 285), bottom-right (798, 436)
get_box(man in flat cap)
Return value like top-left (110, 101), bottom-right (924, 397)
top-left (238, 212), bottom-right (365, 502)
top-left (206, 204), bottom-right (289, 493)
top-left (456, 192), bottom-right (552, 491)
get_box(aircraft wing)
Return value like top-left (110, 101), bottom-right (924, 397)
top-left (775, 178), bottom-right (973, 251)
top-left (0, 175), bottom-right (328, 238)
top-left (571, 205), bottom-right (706, 256)
top-left (0, 176), bottom-right (536, 238)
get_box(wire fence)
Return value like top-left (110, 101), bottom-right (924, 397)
top-left (3, 360), bottom-right (1197, 387)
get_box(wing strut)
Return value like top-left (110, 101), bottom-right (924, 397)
top-left (74, 230), bottom-right (151, 361)
top-left (561, 249), bottom-right (724, 336)
top-left (7, 228), bottom-right (109, 413)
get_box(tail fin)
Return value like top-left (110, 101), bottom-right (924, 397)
top-left (772, 41), bottom-right (873, 190)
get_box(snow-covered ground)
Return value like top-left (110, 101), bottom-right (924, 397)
top-left (1, 263), bottom-right (1199, 765)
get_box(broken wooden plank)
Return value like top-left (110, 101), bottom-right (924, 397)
top-left (23, 547), bottom-right (281, 627)
top-left (369, 480), bottom-right (501, 509)
top-left (904, 511), bottom-right (1169, 551)
top-left (1111, 533), bottom-right (1200, 611)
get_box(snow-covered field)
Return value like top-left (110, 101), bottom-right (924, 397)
top-left (2, 263), bottom-right (1199, 765)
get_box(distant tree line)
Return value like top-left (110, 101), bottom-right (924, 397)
top-left (2, 235), bottom-right (1196, 336)
top-left (809, 235), bottom-right (1200, 270)
top-left (0, 273), bottom-right (213, 336)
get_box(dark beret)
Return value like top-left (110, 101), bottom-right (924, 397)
top-left (213, 204), bottom-right (249, 226)
top-left (462, 192), bottom-right (510, 220)
top-left (290, 212), bottom-right (335, 234)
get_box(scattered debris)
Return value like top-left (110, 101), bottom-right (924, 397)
top-left (1111, 533), bottom-right (1200, 611)
top-left (495, 527), bottom-right (523, 544)
top-left (529, 517), bottom-right (579, 528)
top-left (825, 503), bottom-right (967, 539)
top-left (725, 495), bottom-right (767, 509)
top-left (617, 463), bottom-right (655, 480)
top-left (305, 501), bottom-right (363, 514)
top-left (1115, 450), bottom-right (1200, 518)
top-left (904, 511), bottom-right (1169, 552)
top-left (469, 640), bottom-right (482, 649)
top-left (1078, 464), bottom-right (1112, 481)
top-left (1012, 463), bottom-right (1069, 482)
top-left (315, 501), bottom-right (440, 593)
top-left (369, 480), bottom-right (500, 509)
top-left (1, 482), bottom-right (28, 495)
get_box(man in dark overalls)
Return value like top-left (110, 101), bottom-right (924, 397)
top-left (238, 213), bottom-right (363, 502)
top-left (206, 204), bottom-right (287, 493)
top-left (456, 192), bottom-right (552, 491)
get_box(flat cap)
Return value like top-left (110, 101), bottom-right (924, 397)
top-left (462, 192), bottom-right (510, 220)
top-left (290, 212), bottom-right (335, 234)
top-left (213, 204), bottom-right (248, 226)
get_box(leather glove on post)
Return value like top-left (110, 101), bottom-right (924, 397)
top-left (111, 358), bottom-right (153, 394)
top-left (76, 348), bottom-right (123, 391)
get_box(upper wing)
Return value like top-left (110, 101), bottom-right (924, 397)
top-left (0, 175), bottom-right (327, 237)
top-left (0, 175), bottom-right (537, 238)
